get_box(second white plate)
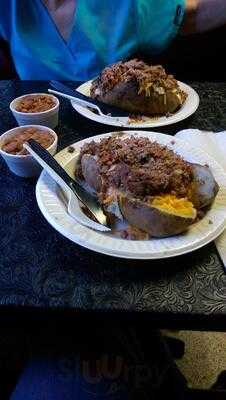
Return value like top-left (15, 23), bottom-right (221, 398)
top-left (72, 80), bottom-right (199, 128)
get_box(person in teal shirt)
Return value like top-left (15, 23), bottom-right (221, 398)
top-left (0, 0), bottom-right (226, 80)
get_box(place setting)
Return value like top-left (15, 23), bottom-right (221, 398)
top-left (1, 58), bottom-right (226, 264)
top-left (48, 59), bottom-right (200, 129)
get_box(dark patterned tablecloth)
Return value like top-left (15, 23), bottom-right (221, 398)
top-left (1, 80), bottom-right (226, 330)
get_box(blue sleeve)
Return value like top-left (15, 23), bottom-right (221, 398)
top-left (135, 0), bottom-right (185, 53)
top-left (0, 1), bottom-right (11, 41)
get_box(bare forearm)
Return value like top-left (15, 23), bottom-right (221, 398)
top-left (182, 0), bottom-right (226, 34)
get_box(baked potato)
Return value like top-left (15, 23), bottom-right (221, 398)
top-left (81, 154), bottom-right (219, 209)
top-left (77, 136), bottom-right (219, 239)
top-left (90, 59), bottom-right (187, 116)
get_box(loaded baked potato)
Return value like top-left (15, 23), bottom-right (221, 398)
top-left (76, 136), bottom-right (219, 239)
top-left (90, 59), bottom-right (187, 116)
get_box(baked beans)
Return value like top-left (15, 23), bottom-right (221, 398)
top-left (15, 95), bottom-right (56, 113)
top-left (2, 127), bottom-right (55, 155)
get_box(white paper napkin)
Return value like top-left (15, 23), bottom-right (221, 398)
top-left (176, 129), bottom-right (226, 267)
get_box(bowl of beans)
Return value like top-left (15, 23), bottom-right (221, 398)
top-left (10, 93), bottom-right (59, 129)
top-left (0, 125), bottom-right (58, 177)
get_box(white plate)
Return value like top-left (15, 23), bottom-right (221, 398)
top-left (72, 80), bottom-right (199, 128)
top-left (36, 131), bottom-right (226, 259)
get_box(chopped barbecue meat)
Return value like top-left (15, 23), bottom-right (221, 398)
top-left (77, 136), bottom-right (193, 200)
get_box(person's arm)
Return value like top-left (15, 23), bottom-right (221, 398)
top-left (182, 0), bottom-right (226, 34)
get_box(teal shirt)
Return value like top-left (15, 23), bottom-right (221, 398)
top-left (0, 0), bottom-right (185, 80)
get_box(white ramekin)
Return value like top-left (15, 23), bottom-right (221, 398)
top-left (0, 125), bottom-right (58, 178)
top-left (10, 93), bottom-right (59, 129)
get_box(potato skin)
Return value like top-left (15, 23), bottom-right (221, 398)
top-left (189, 164), bottom-right (219, 209)
top-left (81, 154), bottom-right (102, 192)
top-left (119, 196), bottom-right (194, 238)
top-left (91, 78), bottom-right (184, 116)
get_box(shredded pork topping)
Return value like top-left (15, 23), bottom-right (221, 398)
top-left (78, 136), bottom-right (193, 200)
top-left (91, 59), bottom-right (185, 99)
